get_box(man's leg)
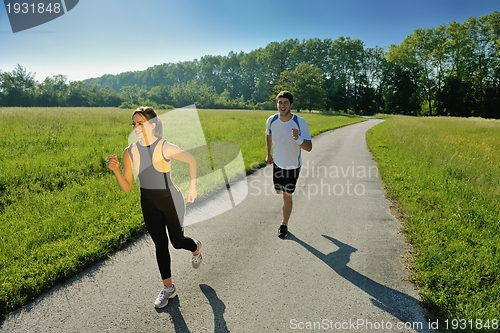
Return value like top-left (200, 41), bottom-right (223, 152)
top-left (274, 164), bottom-right (300, 238)
top-left (282, 191), bottom-right (293, 225)
top-left (278, 191), bottom-right (292, 238)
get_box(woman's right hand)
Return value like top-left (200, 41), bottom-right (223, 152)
top-left (107, 154), bottom-right (119, 171)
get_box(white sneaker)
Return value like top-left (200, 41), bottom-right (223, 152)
top-left (192, 240), bottom-right (202, 269)
top-left (154, 284), bottom-right (177, 309)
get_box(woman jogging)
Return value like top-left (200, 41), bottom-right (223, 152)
top-left (107, 106), bottom-right (202, 309)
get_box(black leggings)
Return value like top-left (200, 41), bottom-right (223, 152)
top-left (140, 188), bottom-right (197, 280)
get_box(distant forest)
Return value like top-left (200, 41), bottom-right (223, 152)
top-left (1, 11), bottom-right (499, 118)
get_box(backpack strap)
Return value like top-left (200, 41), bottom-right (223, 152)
top-left (292, 114), bottom-right (301, 134)
top-left (267, 114), bottom-right (279, 135)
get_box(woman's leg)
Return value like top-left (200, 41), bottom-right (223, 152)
top-left (160, 190), bottom-right (198, 252)
top-left (140, 195), bottom-right (173, 285)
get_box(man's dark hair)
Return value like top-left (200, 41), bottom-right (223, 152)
top-left (276, 91), bottom-right (293, 104)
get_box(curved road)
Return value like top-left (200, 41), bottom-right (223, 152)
top-left (0, 118), bottom-right (431, 333)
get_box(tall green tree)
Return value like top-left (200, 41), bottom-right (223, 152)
top-left (387, 39), bottom-right (423, 115)
top-left (36, 74), bottom-right (68, 106)
top-left (0, 64), bottom-right (36, 106)
top-left (362, 46), bottom-right (388, 113)
top-left (257, 39), bottom-right (301, 96)
top-left (326, 37), bottom-right (367, 112)
top-left (119, 85), bottom-right (140, 105)
top-left (169, 81), bottom-right (218, 108)
top-left (240, 50), bottom-right (260, 101)
top-left (275, 62), bottom-right (326, 112)
top-left (441, 20), bottom-right (474, 116)
top-left (198, 55), bottom-right (224, 93)
top-left (220, 51), bottom-right (244, 99)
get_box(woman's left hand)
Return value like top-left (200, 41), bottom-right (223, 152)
top-left (187, 187), bottom-right (197, 203)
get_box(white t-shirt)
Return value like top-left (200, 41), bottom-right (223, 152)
top-left (266, 113), bottom-right (311, 169)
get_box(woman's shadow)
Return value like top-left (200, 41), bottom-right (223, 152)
top-left (285, 233), bottom-right (429, 332)
top-left (200, 284), bottom-right (229, 333)
top-left (156, 284), bottom-right (229, 333)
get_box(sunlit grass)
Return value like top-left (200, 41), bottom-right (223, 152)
top-left (367, 115), bottom-right (500, 331)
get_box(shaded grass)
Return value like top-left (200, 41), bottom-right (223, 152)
top-left (0, 107), bottom-right (364, 318)
top-left (367, 115), bottom-right (500, 332)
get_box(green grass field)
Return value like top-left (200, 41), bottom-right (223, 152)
top-left (0, 107), bottom-right (364, 318)
top-left (367, 116), bottom-right (500, 332)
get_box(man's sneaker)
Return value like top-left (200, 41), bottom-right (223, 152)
top-left (154, 284), bottom-right (177, 309)
top-left (192, 240), bottom-right (202, 269)
top-left (278, 224), bottom-right (288, 238)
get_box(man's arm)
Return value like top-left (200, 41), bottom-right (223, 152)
top-left (292, 127), bottom-right (312, 152)
top-left (299, 139), bottom-right (312, 152)
top-left (297, 118), bottom-right (312, 152)
top-left (266, 134), bottom-right (274, 164)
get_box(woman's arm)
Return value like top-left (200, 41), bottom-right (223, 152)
top-left (164, 143), bottom-right (197, 202)
top-left (107, 149), bottom-right (134, 193)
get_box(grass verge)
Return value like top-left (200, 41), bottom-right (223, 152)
top-left (366, 115), bottom-right (500, 332)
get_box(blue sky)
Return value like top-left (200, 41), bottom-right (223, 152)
top-left (1, 0), bottom-right (498, 82)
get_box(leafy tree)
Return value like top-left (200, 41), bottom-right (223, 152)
top-left (326, 37), bottom-right (367, 112)
top-left (163, 61), bottom-right (198, 86)
top-left (275, 62), bottom-right (326, 112)
top-left (120, 85), bottom-right (140, 105)
top-left (407, 28), bottom-right (438, 115)
top-left (36, 74), bottom-right (68, 106)
top-left (147, 85), bottom-right (173, 106)
top-left (301, 38), bottom-right (332, 75)
top-left (259, 39), bottom-right (300, 88)
top-left (384, 62), bottom-right (420, 115)
top-left (220, 51), bottom-right (244, 99)
top-left (386, 41), bottom-right (423, 115)
top-left (429, 24), bottom-right (449, 115)
top-left (169, 81), bottom-right (217, 108)
top-left (240, 50), bottom-right (260, 101)
top-left (198, 55), bottom-right (224, 94)
top-left (66, 81), bottom-right (94, 106)
top-left (0, 64), bottom-right (36, 106)
top-left (94, 85), bottom-right (124, 107)
top-left (363, 47), bottom-right (388, 113)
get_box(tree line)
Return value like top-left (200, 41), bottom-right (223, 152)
top-left (1, 11), bottom-right (498, 118)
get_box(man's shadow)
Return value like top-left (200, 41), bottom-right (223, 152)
top-left (156, 284), bottom-right (229, 333)
top-left (286, 233), bottom-right (428, 332)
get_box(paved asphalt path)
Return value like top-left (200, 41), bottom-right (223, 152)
top-left (1, 118), bottom-right (432, 333)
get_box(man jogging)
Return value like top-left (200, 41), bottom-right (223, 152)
top-left (266, 91), bottom-right (312, 238)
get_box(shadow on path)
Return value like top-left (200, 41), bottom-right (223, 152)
top-left (286, 233), bottom-right (428, 332)
top-left (155, 284), bottom-right (229, 333)
top-left (200, 284), bottom-right (230, 333)
top-left (156, 297), bottom-right (191, 333)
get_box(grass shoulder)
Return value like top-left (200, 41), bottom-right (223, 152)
top-left (366, 115), bottom-right (500, 329)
